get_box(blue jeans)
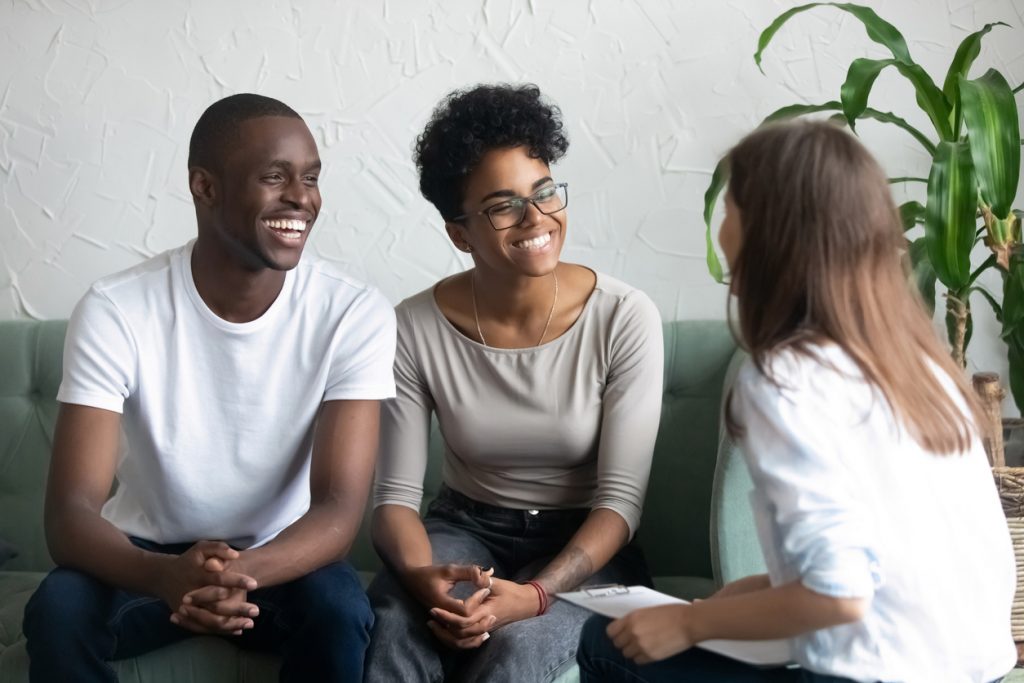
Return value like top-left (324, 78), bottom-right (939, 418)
top-left (578, 615), bottom-right (880, 683)
top-left (364, 485), bottom-right (654, 683)
top-left (22, 537), bottom-right (372, 683)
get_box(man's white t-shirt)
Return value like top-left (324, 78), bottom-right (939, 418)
top-left (57, 240), bottom-right (397, 549)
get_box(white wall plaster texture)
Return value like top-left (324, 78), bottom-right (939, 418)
top-left (2, 0), bottom-right (1024, 406)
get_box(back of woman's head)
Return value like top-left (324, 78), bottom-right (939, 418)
top-left (726, 120), bottom-right (981, 454)
top-left (414, 83), bottom-right (568, 221)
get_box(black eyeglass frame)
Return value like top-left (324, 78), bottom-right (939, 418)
top-left (450, 182), bottom-right (569, 231)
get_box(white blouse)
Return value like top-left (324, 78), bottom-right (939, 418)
top-left (731, 345), bottom-right (1016, 683)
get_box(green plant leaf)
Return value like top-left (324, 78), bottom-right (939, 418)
top-left (908, 237), bottom-right (936, 313)
top-left (860, 108), bottom-right (936, 154)
top-left (970, 284), bottom-right (1003, 323)
top-left (1002, 261), bottom-right (1024, 338)
top-left (942, 22), bottom-right (1009, 136)
top-left (968, 254), bottom-right (997, 286)
top-left (701, 101), bottom-right (854, 282)
top-left (925, 141), bottom-right (977, 289)
top-left (960, 70), bottom-right (1021, 218)
top-left (755, 3), bottom-right (912, 73)
top-left (889, 176), bottom-right (928, 184)
top-left (702, 159), bottom-right (727, 283)
top-left (1008, 339), bottom-right (1024, 414)
top-left (900, 200), bottom-right (926, 230)
top-left (841, 58), bottom-right (952, 139)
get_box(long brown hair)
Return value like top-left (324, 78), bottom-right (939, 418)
top-left (725, 120), bottom-right (982, 454)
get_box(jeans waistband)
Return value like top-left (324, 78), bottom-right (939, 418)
top-left (433, 484), bottom-right (588, 522)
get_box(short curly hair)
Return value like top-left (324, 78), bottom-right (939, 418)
top-left (414, 83), bottom-right (569, 221)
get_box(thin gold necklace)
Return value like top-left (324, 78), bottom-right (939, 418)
top-left (471, 270), bottom-right (559, 347)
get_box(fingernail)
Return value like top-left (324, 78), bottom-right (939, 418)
top-left (249, 608), bottom-right (259, 617)
top-left (482, 632), bottom-right (490, 641)
top-left (183, 596), bottom-right (192, 604)
top-left (489, 615), bottom-right (497, 625)
top-left (170, 614), bottom-right (179, 624)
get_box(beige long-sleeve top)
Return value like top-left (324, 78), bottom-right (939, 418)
top-left (372, 272), bottom-right (664, 536)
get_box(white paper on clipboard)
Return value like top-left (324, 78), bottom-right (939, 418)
top-left (556, 585), bottom-right (791, 667)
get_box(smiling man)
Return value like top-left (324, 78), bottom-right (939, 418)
top-left (21, 94), bottom-right (396, 682)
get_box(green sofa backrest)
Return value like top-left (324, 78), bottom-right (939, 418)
top-left (0, 321), bottom-right (65, 572)
top-left (0, 319), bottom-right (737, 581)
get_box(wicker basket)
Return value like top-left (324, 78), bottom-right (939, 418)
top-left (976, 374), bottom-right (1024, 642)
top-left (993, 467), bottom-right (1024, 640)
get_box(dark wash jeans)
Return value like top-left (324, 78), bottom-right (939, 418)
top-left (364, 485), bottom-right (654, 683)
top-left (578, 615), bottom-right (1006, 683)
top-left (22, 537), bottom-right (372, 683)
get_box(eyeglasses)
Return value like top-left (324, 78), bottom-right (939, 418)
top-left (453, 182), bottom-right (568, 231)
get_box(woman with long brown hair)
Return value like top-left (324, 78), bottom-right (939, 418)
top-left (577, 120), bottom-right (1015, 682)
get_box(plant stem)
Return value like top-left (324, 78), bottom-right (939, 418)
top-left (947, 293), bottom-right (969, 368)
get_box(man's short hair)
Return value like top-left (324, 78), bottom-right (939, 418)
top-left (188, 93), bottom-right (302, 171)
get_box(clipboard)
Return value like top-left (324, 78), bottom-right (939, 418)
top-left (556, 585), bottom-right (791, 667)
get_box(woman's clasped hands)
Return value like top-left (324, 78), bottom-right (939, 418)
top-left (406, 563), bottom-right (545, 649)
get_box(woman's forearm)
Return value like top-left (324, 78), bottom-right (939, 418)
top-left (533, 507), bottom-right (629, 594)
top-left (690, 580), bottom-right (868, 642)
top-left (371, 504), bottom-right (433, 575)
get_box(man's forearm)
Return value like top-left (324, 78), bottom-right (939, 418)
top-left (47, 504), bottom-right (172, 596)
top-left (237, 498), bottom-right (361, 588)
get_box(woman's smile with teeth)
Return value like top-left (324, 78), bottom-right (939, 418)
top-left (513, 232), bottom-right (552, 250)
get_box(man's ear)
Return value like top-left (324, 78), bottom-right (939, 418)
top-left (189, 167), bottom-right (217, 206)
top-left (445, 221), bottom-right (474, 253)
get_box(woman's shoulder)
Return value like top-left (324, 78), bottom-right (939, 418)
top-left (585, 270), bottom-right (661, 323)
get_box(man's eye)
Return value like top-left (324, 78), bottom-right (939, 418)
top-left (533, 187), bottom-right (557, 201)
top-left (263, 174), bottom-right (284, 182)
top-left (304, 176), bottom-right (319, 185)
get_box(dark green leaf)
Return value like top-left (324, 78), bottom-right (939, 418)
top-left (925, 141), bottom-right (977, 289)
top-left (900, 200), bottom-right (926, 230)
top-left (960, 70), bottom-right (1021, 217)
top-left (889, 177), bottom-right (929, 184)
top-left (943, 23), bottom-right (1009, 136)
top-left (968, 254), bottom-right (997, 286)
top-left (755, 3), bottom-right (912, 73)
top-left (1008, 339), bottom-right (1024, 414)
top-left (970, 284), bottom-right (1003, 323)
top-left (840, 58), bottom-right (952, 139)
top-left (1002, 261), bottom-right (1024, 338)
top-left (908, 237), bottom-right (936, 313)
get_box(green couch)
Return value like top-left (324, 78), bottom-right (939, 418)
top-left (0, 318), bottom-right (763, 682)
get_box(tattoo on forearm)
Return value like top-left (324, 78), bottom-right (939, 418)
top-left (534, 546), bottom-right (594, 594)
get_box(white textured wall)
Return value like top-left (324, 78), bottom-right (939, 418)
top-left (2, 0), bottom-right (1024, 402)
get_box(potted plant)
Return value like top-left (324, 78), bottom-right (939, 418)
top-left (700, 1), bottom-right (1024, 646)
top-left (702, 3), bottom-right (1023, 414)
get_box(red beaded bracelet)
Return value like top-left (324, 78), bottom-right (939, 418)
top-left (526, 580), bottom-right (549, 616)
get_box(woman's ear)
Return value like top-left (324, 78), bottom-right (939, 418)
top-left (445, 221), bottom-right (473, 253)
top-left (188, 167), bottom-right (217, 206)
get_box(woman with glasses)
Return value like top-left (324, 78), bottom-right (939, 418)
top-left (364, 83), bottom-right (664, 682)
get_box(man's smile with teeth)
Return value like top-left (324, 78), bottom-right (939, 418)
top-left (513, 232), bottom-right (552, 250)
top-left (265, 219), bottom-right (307, 232)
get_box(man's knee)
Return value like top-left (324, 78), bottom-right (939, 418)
top-left (294, 563), bottom-right (373, 635)
top-left (25, 569), bottom-right (108, 626)
top-left (24, 567), bottom-right (109, 639)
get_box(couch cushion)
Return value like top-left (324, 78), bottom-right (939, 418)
top-left (0, 571), bottom-right (44, 649)
top-left (0, 321), bottom-right (65, 573)
top-left (0, 636), bottom-right (280, 683)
